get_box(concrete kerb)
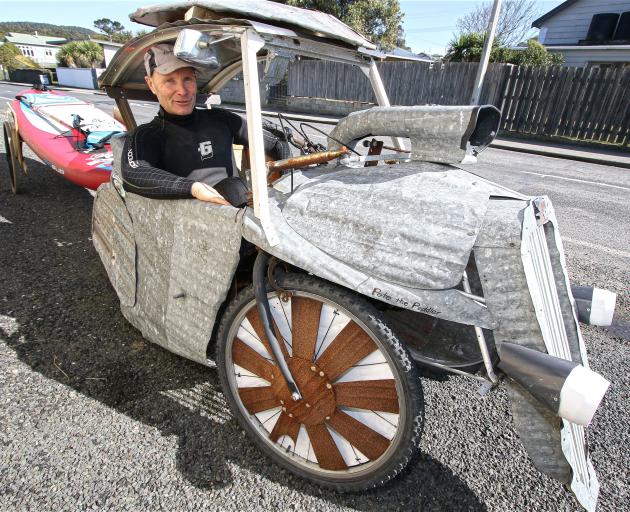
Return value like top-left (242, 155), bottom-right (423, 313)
top-left (0, 80), bottom-right (107, 95)
top-left (491, 139), bottom-right (630, 170)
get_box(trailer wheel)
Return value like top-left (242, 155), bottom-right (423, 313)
top-left (216, 273), bottom-right (424, 491)
top-left (3, 121), bottom-right (20, 194)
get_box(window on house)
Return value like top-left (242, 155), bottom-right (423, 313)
top-left (586, 13), bottom-right (620, 42)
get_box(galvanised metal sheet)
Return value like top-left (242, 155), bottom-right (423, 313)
top-left (92, 184), bottom-right (137, 307)
top-left (130, 0), bottom-right (376, 49)
top-left (242, 187), bottom-right (495, 329)
top-left (328, 106), bottom-right (487, 164)
top-left (281, 163), bottom-right (492, 290)
top-left (98, 191), bottom-right (244, 365)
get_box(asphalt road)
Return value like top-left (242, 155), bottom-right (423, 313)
top-left (0, 83), bottom-right (628, 511)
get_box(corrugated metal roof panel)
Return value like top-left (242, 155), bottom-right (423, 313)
top-left (130, 0), bottom-right (376, 49)
top-left (5, 32), bottom-right (66, 46)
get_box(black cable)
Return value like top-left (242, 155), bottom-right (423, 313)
top-left (277, 113), bottom-right (310, 151)
top-left (299, 122), bottom-right (361, 155)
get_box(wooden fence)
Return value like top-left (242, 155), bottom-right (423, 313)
top-left (283, 60), bottom-right (630, 146)
top-left (287, 60), bottom-right (509, 107)
top-left (501, 65), bottom-right (630, 146)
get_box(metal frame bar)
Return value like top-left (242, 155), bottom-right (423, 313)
top-left (114, 97), bottom-right (137, 131)
top-left (361, 60), bottom-right (406, 152)
top-left (241, 29), bottom-right (279, 246)
top-left (462, 271), bottom-right (499, 383)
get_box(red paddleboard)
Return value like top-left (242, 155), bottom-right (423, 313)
top-left (8, 89), bottom-right (125, 190)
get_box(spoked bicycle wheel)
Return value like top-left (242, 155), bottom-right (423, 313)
top-left (3, 121), bottom-right (20, 194)
top-left (216, 273), bottom-right (423, 490)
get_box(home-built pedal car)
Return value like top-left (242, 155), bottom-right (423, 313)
top-left (91, 2), bottom-right (616, 510)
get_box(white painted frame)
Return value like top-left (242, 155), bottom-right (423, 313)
top-left (241, 29), bottom-right (279, 246)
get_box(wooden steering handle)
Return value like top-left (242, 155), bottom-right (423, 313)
top-left (267, 147), bottom-right (349, 173)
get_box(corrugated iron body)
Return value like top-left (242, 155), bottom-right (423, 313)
top-left (476, 198), bottom-right (598, 511)
top-left (92, 184), bottom-right (244, 365)
top-left (130, 0), bottom-right (376, 49)
top-left (475, 199), bottom-right (573, 483)
top-left (92, 185), bottom-right (137, 307)
top-left (282, 164), bottom-right (491, 289)
top-left (521, 205), bottom-right (599, 511)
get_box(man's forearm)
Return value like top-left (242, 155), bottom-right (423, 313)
top-left (122, 137), bottom-right (195, 198)
top-left (122, 163), bottom-right (196, 198)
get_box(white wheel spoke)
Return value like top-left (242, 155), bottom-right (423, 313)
top-left (314, 305), bottom-right (350, 361)
top-left (255, 407), bottom-right (282, 433)
top-left (340, 408), bottom-right (399, 440)
top-left (335, 360), bottom-right (394, 383)
top-left (269, 296), bottom-right (293, 355)
top-left (328, 425), bottom-right (370, 466)
top-left (234, 364), bottom-right (271, 388)
top-left (237, 318), bottom-right (272, 360)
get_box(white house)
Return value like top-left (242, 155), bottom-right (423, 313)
top-left (4, 32), bottom-right (66, 68)
top-left (532, 0), bottom-right (630, 67)
top-left (93, 40), bottom-right (124, 68)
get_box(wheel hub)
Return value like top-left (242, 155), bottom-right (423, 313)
top-left (271, 358), bottom-right (336, 425)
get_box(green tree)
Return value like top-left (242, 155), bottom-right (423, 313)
top-left (516, 39), bottom-right (564, 66)
top-left (444, 33), bottom-right (563, 66)
top-left (93, 18), bottom-right (125, 41)
top-left (0, 42), bottom-right (38, 70)
top-left (0, 42), bottom-right (21, 71)
top-left (57, 41), bottom-right (104, 68)
top-left (276, 0), bottom-right (404, 50)
top-left (444, 33), bottom-right (498, 62)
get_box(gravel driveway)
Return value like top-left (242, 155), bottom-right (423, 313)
top-left (1, 112), bottom-right (628, 511)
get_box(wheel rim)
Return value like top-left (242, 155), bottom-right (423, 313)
top-left (3, 124), bottom-right (18, 194)
top-left (225, 291), bottom-right (406, 479)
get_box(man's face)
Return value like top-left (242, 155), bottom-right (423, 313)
top-left (145, 67), bottom-right (197, 116)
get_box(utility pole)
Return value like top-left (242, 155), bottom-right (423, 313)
top-left (470, 0), bottom-right (503, 105)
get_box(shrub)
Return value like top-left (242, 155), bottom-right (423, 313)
top-left (57, 40), bottom-right (104, 68)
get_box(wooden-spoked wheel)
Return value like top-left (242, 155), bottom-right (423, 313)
top-left (2, 121), bottom-right (20, 194)
top-left (216, 274), bottom-right (423, 490)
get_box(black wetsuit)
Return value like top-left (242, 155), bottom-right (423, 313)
top-left (122, 107), bottom-right (286, 198)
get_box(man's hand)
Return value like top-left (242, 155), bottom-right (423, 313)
top-left (191, 182), bottom-right (230, 205)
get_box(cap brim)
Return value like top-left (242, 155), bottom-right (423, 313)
top-left (155, 60), bottom-right (203, 75)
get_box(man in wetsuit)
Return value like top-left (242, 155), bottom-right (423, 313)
top-left (122, 43), bottom-right (286, 205)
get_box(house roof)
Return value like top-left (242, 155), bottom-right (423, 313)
top-left (532, 0), bottom-right (580, 28)
top-left (384, 47), bottom-right (433, 62)
top-left (97, 41), bottom-right (125, 48)
top-left (5, 32), bottom-right (66, 46)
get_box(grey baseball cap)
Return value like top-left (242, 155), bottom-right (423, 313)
top-left (144, 43), bottom-right (201, 76)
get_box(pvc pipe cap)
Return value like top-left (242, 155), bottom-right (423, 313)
top-left (558, 365), bottom-right (610, 426)
top-left (589, 287), bottom-right (616, 326)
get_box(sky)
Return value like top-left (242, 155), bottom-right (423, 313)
top-left (0, 0), bottom-right (566, 55)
